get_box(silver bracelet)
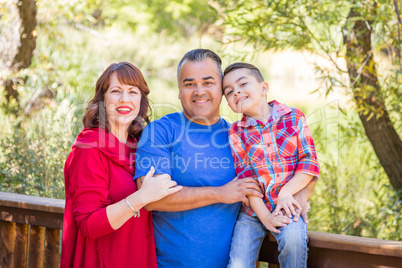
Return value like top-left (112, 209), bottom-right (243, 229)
top-left (124, 198), bottom-right (140, 218)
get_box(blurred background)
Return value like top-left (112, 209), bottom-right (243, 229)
top-left (0, 0), bottom-right (401, 240)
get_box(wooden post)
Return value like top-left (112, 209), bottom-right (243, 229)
top-left (0, 220), bottom-right (16, 268)
top-left (29, 225), bottom-right (44, 268)
top-left (44, 228), bottom-right (60, 268)
top-left (14, 223), bottom-right (28, 268)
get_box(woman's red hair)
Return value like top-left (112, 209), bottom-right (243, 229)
top-left (82, 62), bottom-right (151, 139)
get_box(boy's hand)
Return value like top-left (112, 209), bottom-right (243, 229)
top-left (274, 190), bottom-right (302, 218)
top-left (261, 213), bottom-right (292, 234)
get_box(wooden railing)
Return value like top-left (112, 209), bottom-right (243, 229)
top-left (0, 192), bottom-right (64, 268)
top-left (1, 192), bottom-right (402, 268)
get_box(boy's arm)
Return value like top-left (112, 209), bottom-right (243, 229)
top-left (294, 111), bottom-right (320, 181)
top-left (280, 173), bottom-right (313, 196)
top-left (249, 196), bottom-right (291, 233)
top-left (276, 110), bottom-right (319, 221)
top-left (274, 173), bottom-right (313, 218)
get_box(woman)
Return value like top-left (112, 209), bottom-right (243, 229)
top-left (60, 62), bottom-right (181, 268)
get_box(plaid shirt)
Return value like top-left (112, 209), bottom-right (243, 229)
top-left (229, 100), bottom-right (319, 216)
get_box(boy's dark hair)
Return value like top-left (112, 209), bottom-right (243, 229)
top-left (224, 62), bottom-right (264, 83)
top-left (177, 49), bottom-right (223, 83)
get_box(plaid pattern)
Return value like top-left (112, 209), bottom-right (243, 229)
top-left (229, 100), bottom-right (320, 216)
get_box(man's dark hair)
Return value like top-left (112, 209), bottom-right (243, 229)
top-left (177, 49), bottom-right (223, 83)
top-left (224, 62), bottom-right (264, 83)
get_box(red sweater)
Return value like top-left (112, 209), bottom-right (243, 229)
top-left (60, 128), bottom-right (157, 268)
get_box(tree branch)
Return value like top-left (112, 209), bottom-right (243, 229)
top-left (297, 15), bottom-right (347, 74)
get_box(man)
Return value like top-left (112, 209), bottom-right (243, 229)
top-left (134, 49), bottom-right (313, 267)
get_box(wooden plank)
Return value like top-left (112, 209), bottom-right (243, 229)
top-left (259, 232), bottom-right (402, 268)
top-left (0, 220), bottom-right (16, 268)
top-left (308, 247), bottom-right (402, 268)
top-left (29, 225), bottom-right (44, 268)
top-left (44, 228), bottom-right (60, 268)
top-left (308, 231), bottom-right (402, 257)
top-left (0, 192), bottom-right (64, 214)
top-left (14, 223), bottom-right (28, 268)
top-left (0, 206), bottom-right (63, 229)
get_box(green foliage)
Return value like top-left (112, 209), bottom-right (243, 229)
top-left (217, 0), bottom-right (402, 125)
top-left (0, 103), bottom-right (75, 198)
top-left (308, 114), bottom-right (401, 240)
top-left (137, 0), bottom-right (219, 37)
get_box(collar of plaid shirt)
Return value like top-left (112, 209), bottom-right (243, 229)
top-left (237, 100), bottom-right (292, 128)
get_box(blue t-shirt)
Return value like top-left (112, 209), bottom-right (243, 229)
top-left (134, 112), bottom-right (240, 268)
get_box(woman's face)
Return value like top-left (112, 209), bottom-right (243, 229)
top-left (104, 73), bottom-right (142, 133)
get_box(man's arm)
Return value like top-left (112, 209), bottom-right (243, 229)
top-left (136, 176), bottom-right (262, 212)
top-left (292, 182), bottom-right (316, 223)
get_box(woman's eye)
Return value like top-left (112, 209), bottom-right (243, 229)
top-left (241, 83), bottom-right (247, 87)
top-left (226, 90), bottom-right (233, 96)
top-left (130, 90), bottom-right (139, 94)
top-left (111, 89), bottom-right (120, 93)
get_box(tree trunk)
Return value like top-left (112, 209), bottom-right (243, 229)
top-left (2, 0), bottom-right (37, 108)
top-left (11, 0), bottom-right (37, 72)
top-left (343, 6), bottom-right (402, 191)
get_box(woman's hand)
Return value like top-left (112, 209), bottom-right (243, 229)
top-left (274, 190), bottom-right (302, 218)
top-left (138, 166), bottom-right (182, 204)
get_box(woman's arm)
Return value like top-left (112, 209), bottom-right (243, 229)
top-left (69, 149), bottom-right (180, 238)
top-left (107, 167), bottom-right (181, 229)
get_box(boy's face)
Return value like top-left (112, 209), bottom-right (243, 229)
top-left (223, 68), bottom-right (268, 117)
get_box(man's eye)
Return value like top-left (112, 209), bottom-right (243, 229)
top-left (205, 81), bottom-right (213, 86)
top-left (185, 83), bottom-right (194, 87)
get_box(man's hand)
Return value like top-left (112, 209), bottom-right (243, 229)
top-left (219, 177), bottom-right (263, 206)
top-left (292, 183), bottom-right (315, 223)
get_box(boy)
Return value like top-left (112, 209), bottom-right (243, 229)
top-left (223, 62), bottom-right (319, 268)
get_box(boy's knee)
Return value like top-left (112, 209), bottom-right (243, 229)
top-left (277, 221), bottom-right (308, 253)
top-left (280, 233), bottom-right (306, 253)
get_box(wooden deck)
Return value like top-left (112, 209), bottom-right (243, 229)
top-left (1, 191), bottom-right (401, 268)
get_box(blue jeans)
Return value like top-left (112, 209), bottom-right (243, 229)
top-left (227, 211), bottom-right (308, 268)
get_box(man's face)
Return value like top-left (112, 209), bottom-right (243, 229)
top-left (178, 58), bottom-right (222, 125)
